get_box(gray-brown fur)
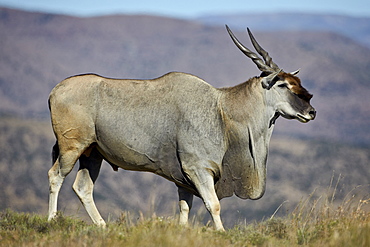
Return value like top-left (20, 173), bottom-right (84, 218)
top-left (47, 27), bottom-right (316, 231)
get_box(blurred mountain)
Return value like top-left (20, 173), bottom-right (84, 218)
top-left (1, 8), bottom-right (370, 144)
top-left (197, 13), bottom-right (370, 48)
top-left (1, 8), bottom-right (370, 146)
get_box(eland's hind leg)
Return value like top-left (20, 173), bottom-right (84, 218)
top-left (48, 81), bottom-right (98, 221)
top-left (48, 141), bottom-right (87, 221)
top-left (72, 147), bottom-right (105, 226)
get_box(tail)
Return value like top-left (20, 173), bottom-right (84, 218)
top-left (52, 141), bottom-right (59, 165)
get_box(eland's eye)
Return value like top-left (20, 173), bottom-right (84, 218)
top-left (278, 83), bottom-right (287, 88)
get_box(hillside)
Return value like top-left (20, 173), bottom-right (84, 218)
top-left (0, 117), bottom-right (368, 227)
top-left (198, 12), bottom-right (370, 48)
top-left (0, 8), bottom-right (370, 144)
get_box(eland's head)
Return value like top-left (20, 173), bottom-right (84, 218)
top-left (226, 25), bottom-right (316, 123)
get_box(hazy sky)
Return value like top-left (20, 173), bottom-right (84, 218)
top-left (0, 0), bottom-right (369, 18)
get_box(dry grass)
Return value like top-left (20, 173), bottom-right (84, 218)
top-left (1, 186), bottom-right (369, 247)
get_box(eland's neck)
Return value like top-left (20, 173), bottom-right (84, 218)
top-left (219, 77), bottom-right (276, 138)
top-left (218, 77), bottom-right (275, 192)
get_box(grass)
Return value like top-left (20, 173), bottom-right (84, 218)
top-left (0, 190), bottom-right (369, 247)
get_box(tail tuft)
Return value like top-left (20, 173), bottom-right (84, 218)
top-left (52, 141), bottom-right (59, 165)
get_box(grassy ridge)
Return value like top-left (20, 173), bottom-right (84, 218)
top-left (1, 195), bottom-right (369, 247)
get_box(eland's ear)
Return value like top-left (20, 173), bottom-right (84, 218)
top-left (261, 70), bottom-right (282, 89)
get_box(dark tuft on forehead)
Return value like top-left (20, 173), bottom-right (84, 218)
top-left (279, 72), bottom-right (313, 101)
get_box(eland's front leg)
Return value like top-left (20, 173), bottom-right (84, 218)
top-left (198, 179), bottom-right (224, 231)
top-left (177, 186), bottom-right (194, 226)
top-left (184, 167), bottom-right (225, 231)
